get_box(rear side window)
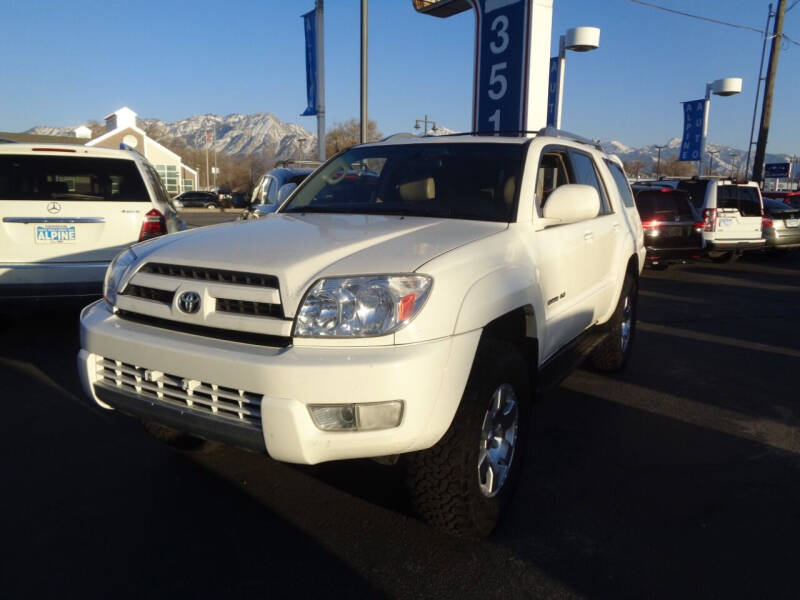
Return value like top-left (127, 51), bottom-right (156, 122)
top-left (568, 151), bottom-right (611, 214)
top-left (0, 155), bottom-right (149, 201)
top-left (717, 185), bottom-right (761, 216)
top-left (605, 161), bottom-right (635, 208)
top-left (635, 190), bottom-right (696, 221)
top-left (676, 181), bottom-right (709, 210)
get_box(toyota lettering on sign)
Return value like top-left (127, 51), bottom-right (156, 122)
top-left (472, 0), bottom-right (530, 133)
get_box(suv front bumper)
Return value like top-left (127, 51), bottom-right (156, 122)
top-left (78, 300), bottom-right (480, 464)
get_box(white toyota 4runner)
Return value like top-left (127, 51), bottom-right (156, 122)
top-left (78, 130), bottom-right (645, 537)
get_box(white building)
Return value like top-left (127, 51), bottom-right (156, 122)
top-left (84, 107), bottom-right (198, 196)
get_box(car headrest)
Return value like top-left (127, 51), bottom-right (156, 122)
top-left (397, 177), bottom-right (435, 203)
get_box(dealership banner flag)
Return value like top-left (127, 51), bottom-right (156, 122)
top-left (546, 57), bottom-right (559, 127)
top-left (301, 9), bottom-right (317, 116)
top-left (679, 99), bottom-right (705, 161)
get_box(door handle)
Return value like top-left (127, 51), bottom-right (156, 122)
top-left (583, 232), bottom-right (594, 241)
top-left (613, 222), bottom-right (621, 231)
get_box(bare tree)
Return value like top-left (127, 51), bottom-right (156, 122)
top-left (622, 160), bottom-right (647, 180)
top-left (325, 119), bottom-right (381, 157)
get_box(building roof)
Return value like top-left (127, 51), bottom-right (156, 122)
top-left (0, 131), bottom-right (80, 144)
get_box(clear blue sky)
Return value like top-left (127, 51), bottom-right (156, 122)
top-left (1, 0), bottom-right (798, 154)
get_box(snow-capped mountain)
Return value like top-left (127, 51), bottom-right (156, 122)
top-left (26, 113), bottom-right (793, 173)
top-left (27, 113), bottom-right (317, 161)
top-left (599, 137), bottom-right (793, 174)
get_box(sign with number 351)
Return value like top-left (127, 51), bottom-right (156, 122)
top-left (471, 0), bottom-right (530, 133)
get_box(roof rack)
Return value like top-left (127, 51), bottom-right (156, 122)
top-left (378, 133), bottom-right (418, 143)
top-left (414, 126), bottom-right (602, 150)
top-left (274, 159), bottom-right (321, 169)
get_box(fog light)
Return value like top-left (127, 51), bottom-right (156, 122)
top-left (308, 401), bottom-right (404, 432)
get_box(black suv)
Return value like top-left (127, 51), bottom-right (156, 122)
top-left (173, 191), bottom-right (221, 209)
top-left (632, 183), bottom-right (703, 269)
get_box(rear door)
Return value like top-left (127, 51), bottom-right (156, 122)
top-left (0, 151), bottom-right (151, 264)
top-left (712, 184), bottom-right (763, 242)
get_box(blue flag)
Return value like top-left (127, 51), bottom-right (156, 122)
top-left (679, 99), bottom-right (705, 161)
top-left (546, 56), bottom-right (559, 127)
top-left (301, 9), bottom-right (317, 117)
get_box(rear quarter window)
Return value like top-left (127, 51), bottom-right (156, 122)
top-left (717, 185), bottom-right (761, 217)
top-left (604, 160), bottom-right (636, 208)
top-left (0, 155), bottom-right (149, 201)
top-left (635, 190), bottom-right (696, 221)
top-left (676, 181), bottom-right (708, 211)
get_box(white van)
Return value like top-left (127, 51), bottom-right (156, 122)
top-left (0, 144), bottom-right (184, 300)
top-left (662, 177), bottom-right (765, 262)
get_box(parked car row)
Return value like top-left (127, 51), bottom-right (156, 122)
top-left (631, 177), bottom-right (799, 269)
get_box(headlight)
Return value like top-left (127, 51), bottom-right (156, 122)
top-left (103, 248), bottom-right (139, 306)
top-left (294, 275), bottom-right (432, 338)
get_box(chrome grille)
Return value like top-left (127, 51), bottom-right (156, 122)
top-left (95, 356), bottom-right (262, 429)
top-left (215, 297), bottom-right (283, 318)
top-left (140, 262), bottom-right (279, 288)
top-left (122, 284), bottom-right (174, 305)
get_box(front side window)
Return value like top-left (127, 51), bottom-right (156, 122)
top-left (0, 155), bottom-right (148, 201)
top-left (282, 143), bottom-right (525, 223)
top-left (536, 151), bottom-right (570, 213)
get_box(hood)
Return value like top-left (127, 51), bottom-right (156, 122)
top-left (142, 213), bottom-right (507, 315)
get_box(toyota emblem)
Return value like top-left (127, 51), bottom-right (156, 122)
top-left (47, 201), bottom-right (61, 214)
top-left (177, 291), bottom-right (201, 314)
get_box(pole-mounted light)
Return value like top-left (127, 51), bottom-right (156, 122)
top-left (553, 27), bottom-right (600, 129)
top-left (699, 77), bottom-right (742, 176)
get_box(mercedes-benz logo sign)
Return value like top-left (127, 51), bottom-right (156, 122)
top-left (177, 291), bottom-right (201, 314)
top-left (46, 201), bottom-right (61, 214)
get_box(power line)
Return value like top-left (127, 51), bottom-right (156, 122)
top-left (627, 0), bottom-right (800, 46)
top-left (787, 0), bottom-right (799, 12)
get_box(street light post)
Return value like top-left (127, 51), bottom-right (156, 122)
top-left (730, 152), bottom-right (739, 178)
top-left (707, 149), bottom-right (720, 175)
top-left (414, 115), bottom-right (438, 135)
top-left (552, 27), bottom-right (600, 129)
top-left (699, 77), bottom-right (742, 176)
top-left (654, 144), bottom-right (667, 179)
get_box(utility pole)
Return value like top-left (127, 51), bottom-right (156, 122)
top-left (360, 0), bottom-right (368, 144)
top-left (745, 4), bottom-right (774, 178)
top-left (655, 144), bottom-right (667, 178)
top-left (752, 0), bottom-right (786, 183)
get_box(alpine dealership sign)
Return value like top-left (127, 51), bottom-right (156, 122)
top-left (679, 99), bottom-right (705, 161)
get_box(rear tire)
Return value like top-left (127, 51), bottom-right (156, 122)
top-left (405, 340), bottom-right (530, 538)
top-left (591, 272), bottom-right (637, 372)
top-left (142, 421), bottom-right (219, 453)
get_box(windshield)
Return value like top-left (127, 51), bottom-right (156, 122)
top-left (281, 143), bottom-right (525, 222)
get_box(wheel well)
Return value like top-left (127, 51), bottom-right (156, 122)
top-left (626, 254), bottom-right (639, 280)
top-left (479, 307), bottom-right (538, 392)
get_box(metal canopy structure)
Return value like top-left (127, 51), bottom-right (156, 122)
top-left (412, 0), bottom-right (471, 17)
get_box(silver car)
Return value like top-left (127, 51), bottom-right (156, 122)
top-left (241, 166), bottom-right (315, 220)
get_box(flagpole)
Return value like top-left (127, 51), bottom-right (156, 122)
top-left (316, 0), bottom-right (326, 162)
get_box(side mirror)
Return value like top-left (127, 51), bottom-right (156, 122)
top-left (253, 204), bottom-right (276, 217)
top-left (277, 182), bottom-right (298, 204)
top-left (542, 184), bottom-right (600, 225)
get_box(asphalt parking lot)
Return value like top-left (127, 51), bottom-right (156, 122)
top-left (2, 251), bottom-right (799, 599)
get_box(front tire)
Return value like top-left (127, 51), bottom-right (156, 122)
top-left (591, 271), bottom-right (637, 372)
top-left (405, 340), bottom-right (530, 538)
